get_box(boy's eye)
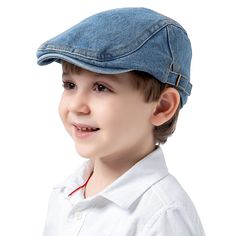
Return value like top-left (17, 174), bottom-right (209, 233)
top-left (93, 82), bottom-right (110, 92)
top-left (62, 81), bottom-right (76, 90)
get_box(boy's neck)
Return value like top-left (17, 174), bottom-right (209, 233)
top-left (84, 145), bottom-right (157, 198)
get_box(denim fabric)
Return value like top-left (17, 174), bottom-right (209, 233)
top-left (36, 7), bottom-right (192, 106)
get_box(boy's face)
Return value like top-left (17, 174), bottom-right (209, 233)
top-left (59, 67), bottom-right (157, 161)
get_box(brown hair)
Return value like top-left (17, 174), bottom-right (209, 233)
top-left (62, 61), bottom-right (180, 144)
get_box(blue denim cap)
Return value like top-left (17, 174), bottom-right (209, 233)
top-left (36, 7), bottom-right (192, 106)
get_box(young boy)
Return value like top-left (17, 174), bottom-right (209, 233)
top-left (37, 7), bottom-right (205, 236)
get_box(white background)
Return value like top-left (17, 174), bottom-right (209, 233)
top-left (0, 0), bottom-right (235, 235)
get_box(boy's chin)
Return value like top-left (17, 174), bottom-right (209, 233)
top-left (74, 144), bottom-right (96, 159)
top-left (75, 148), bottom-right (90, 159)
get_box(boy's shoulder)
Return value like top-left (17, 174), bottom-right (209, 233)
top-left (136, 173), bottom-right (205, 235)
top-left (150, 173), bottom-right (196, 210)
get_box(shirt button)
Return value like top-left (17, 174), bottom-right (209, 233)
top-left (75, 211), bottom-right (83, 220)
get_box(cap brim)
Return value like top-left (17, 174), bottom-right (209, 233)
top-left (37, 53), bottom-right (132, 75)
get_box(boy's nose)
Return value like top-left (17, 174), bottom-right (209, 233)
top-left (68, 92), bottom-right (90, 114)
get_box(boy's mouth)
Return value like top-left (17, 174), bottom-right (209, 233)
top-left (73, 123), bottom-right (100, 132)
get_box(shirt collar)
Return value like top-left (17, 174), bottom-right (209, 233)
top-left (100, 147), bottom-right (169, 209)
top-left (60, 147), bottom-right (169, 210)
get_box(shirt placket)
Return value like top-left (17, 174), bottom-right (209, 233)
top-left (63, 210), bottom-right (87, 236)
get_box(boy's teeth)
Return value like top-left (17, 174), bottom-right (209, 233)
top-left (79, 127), bottom-right (98, 131)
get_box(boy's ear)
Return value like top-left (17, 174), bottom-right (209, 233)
top-left (150, 88), bottom-right (180, 126)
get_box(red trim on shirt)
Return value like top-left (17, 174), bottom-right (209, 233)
top-left (68, 171), bottom-right (93, 197)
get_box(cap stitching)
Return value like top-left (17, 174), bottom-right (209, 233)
top-left (166, 25), bottom-right (174, 67)
top-left (38, 22), bottom-right (185, 62)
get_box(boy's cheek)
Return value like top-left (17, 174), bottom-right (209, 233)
top-left (58, 103), bottom-right (71, 135)
top-left (58, 97), bottom-right (64, 117)
top-left (58, 97), bottom-right (68, 120)
top-left (58, 108), bottom-right (65, 126)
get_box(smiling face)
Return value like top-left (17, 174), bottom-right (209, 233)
top-left (59, 65), bottom-right (157, 162)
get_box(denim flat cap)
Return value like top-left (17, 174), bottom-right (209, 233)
top-left (37, 7), bottom-right (192, 106)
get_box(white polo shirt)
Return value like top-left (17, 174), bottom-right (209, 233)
top-left (43, 147), bottom-right (205, 236)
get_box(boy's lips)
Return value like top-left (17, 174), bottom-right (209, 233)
top-left (72, 123), bottom-right (100, 139)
